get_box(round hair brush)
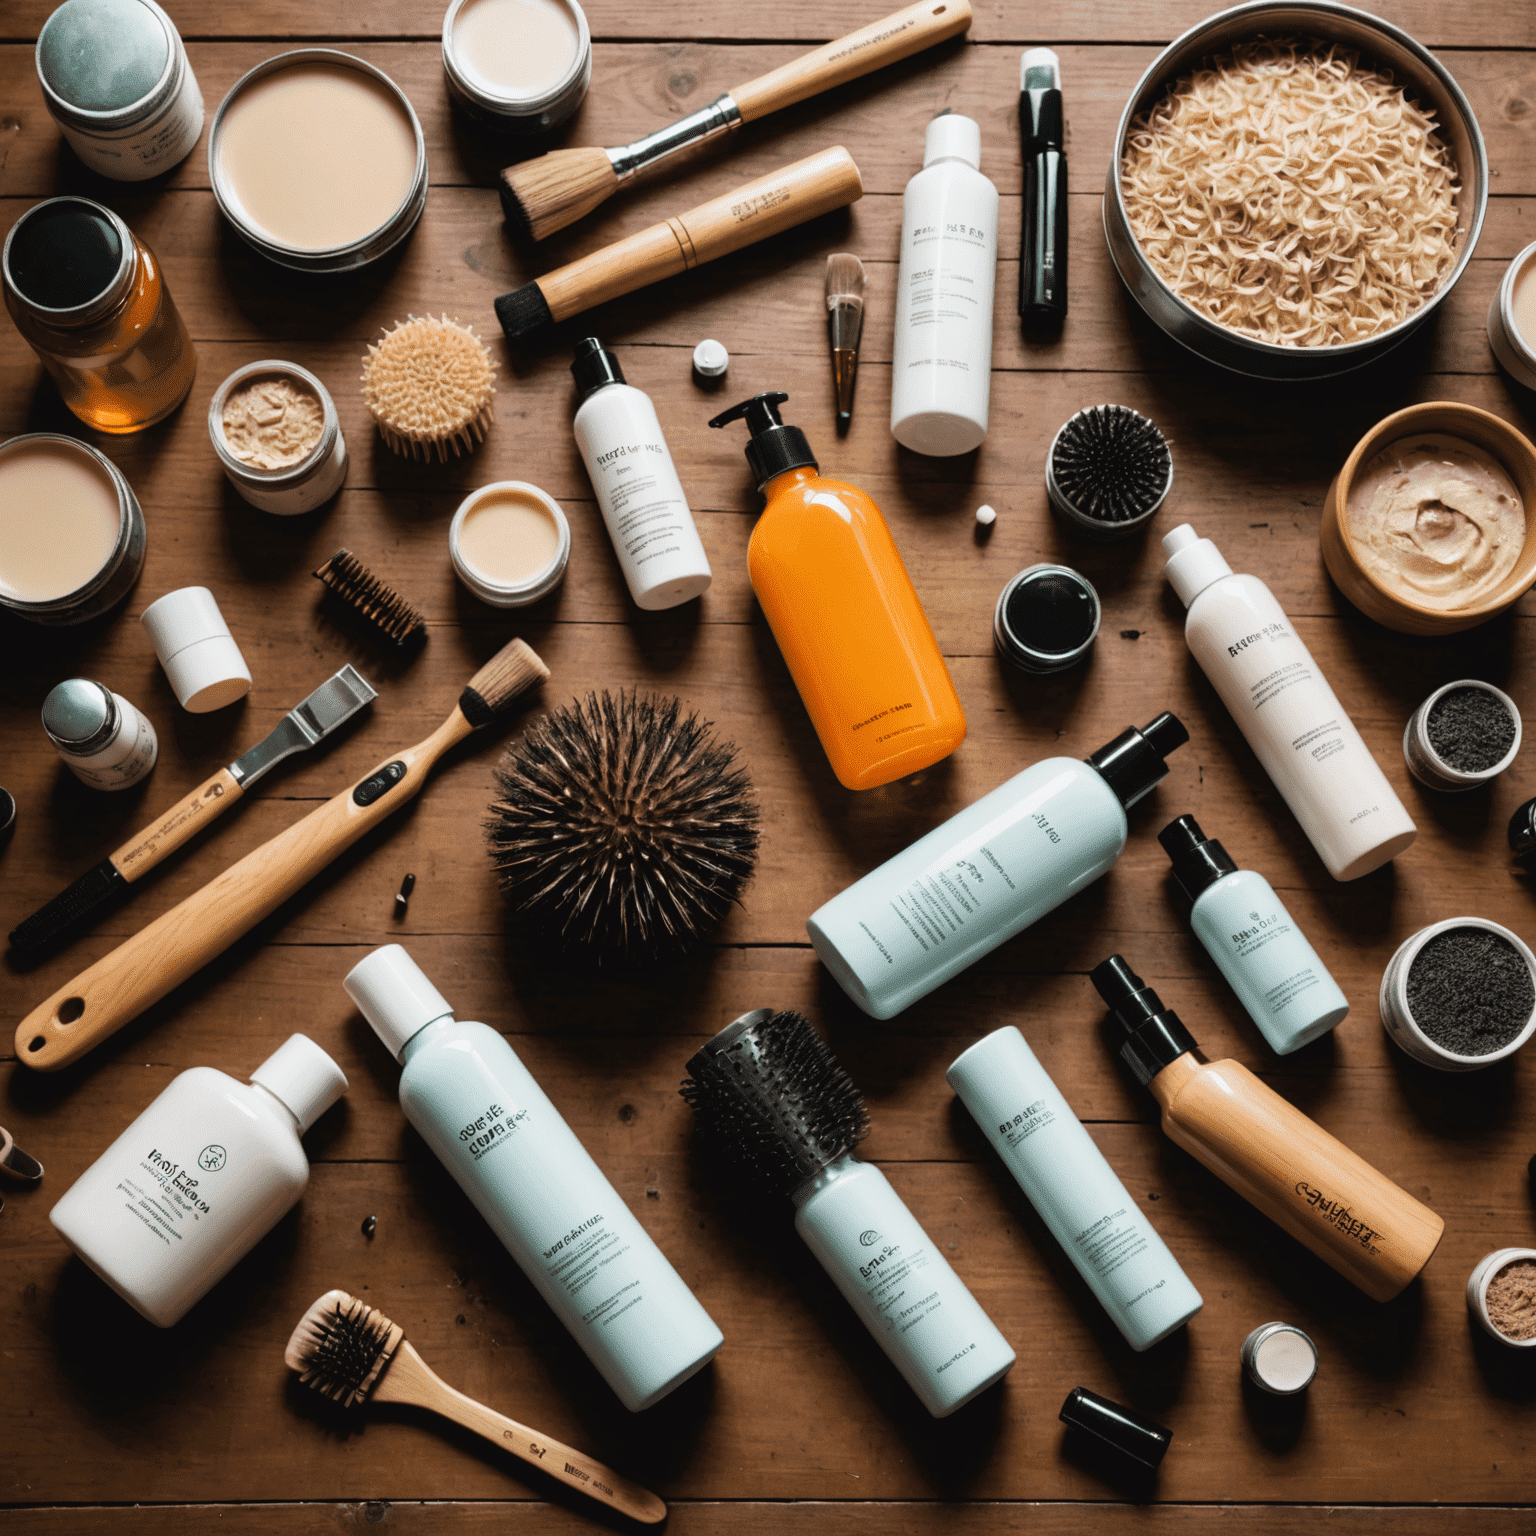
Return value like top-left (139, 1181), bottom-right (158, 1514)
top-left (361, 314), bottom-right (496, 462)
top-left (1046, 404), bottom-right (1172, 541)
top-left (486, 691), bottom-right (759, 961)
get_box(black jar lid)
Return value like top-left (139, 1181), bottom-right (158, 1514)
top-left (993, 563), bottom-right (1100, 675)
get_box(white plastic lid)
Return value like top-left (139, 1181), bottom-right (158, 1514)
top-left (693, 338), bottom-right (729, 377)
top-left (140, 586), bottom-right (252, 712)
top-left (250, 1033), bottom-right (348, 1135)
top-left (924, 112), bottom-right (981, 169)
top-left (344, 943), bottom-right (455, 1060)
top-left (1162, 523), bottom-right (1233, 607)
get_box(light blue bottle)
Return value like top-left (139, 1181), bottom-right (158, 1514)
top-left (1158, 815), bottom-right (1348, 1055)
top-left (343, 944), bottom-right (723, 1411)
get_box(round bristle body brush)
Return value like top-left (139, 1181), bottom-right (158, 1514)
top-left (362, 314), bottom-right (497, 461)
top-left (1046, 404), bottom-right (1172, 541)
top-left (286, 1289), bottom-right (665, 1524)
top-left (487, 690), bottom-right (758, 961)
top-left (680, 1009), bottom-right (1016, 1418)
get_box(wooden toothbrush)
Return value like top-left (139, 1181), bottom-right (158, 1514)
top-left (285, 1290), bottom-right (666, 1525)
top-left (15, 639), bottom-right (548, 1074)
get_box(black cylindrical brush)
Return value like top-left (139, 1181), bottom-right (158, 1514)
top-left (1046, 404), bottom-right (1172, 541)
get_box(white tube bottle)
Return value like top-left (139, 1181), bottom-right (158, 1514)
top-left (1163, 524), bottom-right (1416, 881)
top-left (50, 1034), bottom-right (347, 1326)
top-left (344, 944), bottom-right (723, 1412)
top-left (42, 677), bottom-right (157, 789)
top-left (948, 1026), bottom-right (1202, 1351)
top-left (890, 113), bottom-right (999, 457)
top-left (570, 336), bottom-right (712, 609)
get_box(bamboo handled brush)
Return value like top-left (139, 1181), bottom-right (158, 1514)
top-left (15, 640), bottom-right (548, 1073)
top-left (501, 0), bottom-right (971, 241)
top-left (286, 1290), bottom-right (666, 1525)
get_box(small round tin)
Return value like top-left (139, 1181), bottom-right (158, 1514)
top-left (1241, 1322), bottom-right (1318, 1394)
top-left (1467, 1247), bottom-right (1536, 1348)
top-left (441, 0), bottom-right (591, 135)
top-left (209, 361), bottom-right (347, 516)
top-left (449, 481), bottom-right (571, 608)
top-left (994, 564), bottom-right (1101, 674)
top-left (1488, 241), bottom-right (1536, 391)
top-left (1402, 679), bottom-right (1521, 793)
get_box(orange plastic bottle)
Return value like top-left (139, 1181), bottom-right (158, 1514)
top-left (710, 392), bottom-right (965, 790)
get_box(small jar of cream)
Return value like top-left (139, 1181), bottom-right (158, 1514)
top-left (442, 0), bottom-right (591, 134)
top-left (993, 564), bottom-right (1101, 674)
top-left (42, 678), bottom-right (158, 791)
top-left (1488, 241), bottom-right (1536, 392)
top-left (1240, 1322), bottom-right (1318, 1394)
top-left (0, 433), bottom-right (146, 625)
top-left (450, 482), bottom-right (570, 607)
top-left (1403, 679), bottom-right (1521, 793)
top-left (35, 0), bottom-right (203, 181)
top-left (1467, 1248), bottom-right (1536, 1348)
top-left (209, 361), bottom-right (347, 516)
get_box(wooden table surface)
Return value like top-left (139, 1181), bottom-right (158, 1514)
top-left (4, 0), bottom-right (1536, 1529)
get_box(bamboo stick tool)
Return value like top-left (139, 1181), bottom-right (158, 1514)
top-left (285, 1289), bottom-right (666, 1525)
top-left (500, 0), bottom-right (970, 241)
top-left (15, 640), bottom-right (548, 1074)
top-left (494, 146), bottom-right (864, 343)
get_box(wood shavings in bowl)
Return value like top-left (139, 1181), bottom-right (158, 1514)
top-left (361, 314), bottom-right (497, 461)
top-left (1121, 38), bottom-right (1460, 348)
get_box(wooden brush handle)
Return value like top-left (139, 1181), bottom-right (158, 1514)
top-left (111, 767), bottom-right (244, 883)
top-left (374, 1342), bottom-right (666, 1525)
top-left (731, 0), bottom-right (972, 121)
top-left (14, 713), bottom-right (472, 1073)
top-left (539, 146), bottom-right (863, 323)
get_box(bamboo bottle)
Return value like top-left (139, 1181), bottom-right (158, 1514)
top-left (1090, 956), bottom-right (1443, 1302)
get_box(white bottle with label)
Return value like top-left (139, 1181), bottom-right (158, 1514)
top-left (1163, 524), bottom-right (1416, 881)
top-left (50, 1034), bottom-right (347, 1327)
top-left (890, 113), bottom-right (999, 457)
top-left (344, 944), bottom-right (723, 1412)
top-left (570, 336), bottom-right (712, 610)
top-left (41, 677), bottom-right (157, 790)
top-left (947, 1026), bottom-right (1203, 1351)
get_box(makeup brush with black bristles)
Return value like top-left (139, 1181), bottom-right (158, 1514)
top-left (285, 1289), bottom-right (665, 1524)
top-left (825, 253), bottom-right (866, 432)
top-left (1045, 404), bottom-right (1173, 541)
top-left (314, 549), bottom-right (426, 647)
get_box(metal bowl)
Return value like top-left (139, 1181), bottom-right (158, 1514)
top-left (1102, 0), bottom-right (1487, 380)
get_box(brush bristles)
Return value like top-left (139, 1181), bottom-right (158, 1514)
top-left (486, 691), bottom-right (759, 961)
top-left (314, 549), bottom-right (427, 646)
top-left (284, 1289), bottom-right (404, 1408)
top-left (459, 639), bottom-right (550, 728)
top-left (500, 148), bottom-right (619, 242)
top-left (824, 252), bottom-right (866, 309)
top-left (1050, 404), bottom-right (1172, 524)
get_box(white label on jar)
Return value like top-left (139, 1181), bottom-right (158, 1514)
top-left (590, 443), bottom-right (692, 574)
top-left (64, 707), bottom-right (158, 789)
top-left (55, 58), bottom-right (204, 181)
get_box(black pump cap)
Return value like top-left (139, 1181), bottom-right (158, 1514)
top-left (709, 391), bottom-right (818, 490)
top-left (1085, 712), bottom-right (1187, 810)
top-left (1059, 1387), bottom-right (1172, 1472)
top-left (570, 336), bottom-right (625, 403)
top-left (1090, 954), bottom-right (1199, 1086)
top-left (1509, 798), bottom-right (1536, 866)
top-left (1158, 814), bottom-right (1237, 903)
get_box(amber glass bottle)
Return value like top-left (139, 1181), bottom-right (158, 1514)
top-left (2, 196), bottom-right (196, 433)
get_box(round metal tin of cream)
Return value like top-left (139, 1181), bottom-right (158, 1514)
top-left (449, 481), bottom-right (571, 607)
top-left (441, 0), bottom-right (591, 134)
top-left (208, 50), bottom-right (428, 274)
top-left (1488, 240), bottom-right (1536, 391)
top-left (209, 361), bottom-right (347, 516)
top-left (1402, 679), bottom-right (1521, 793)
top-left (1467, 1247), bottom-right (1536, 1348)
top-left (993, 563), bottom-right (1101, 674)
top-left (1240, 1322), bottom-right (1318, 1394)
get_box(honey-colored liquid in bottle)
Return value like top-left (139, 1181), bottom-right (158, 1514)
top-left (710, 392), bottom-right (965, 790)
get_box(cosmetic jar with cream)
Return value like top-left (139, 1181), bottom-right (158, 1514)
top-left (450, 482), bottom-right (571, 607)
top-left (35, 0), bottom-right (203, 180)
top-left (1403, 679), bottom-right (1521, 793)
top-left (442, 0), bottom-right (591, 133)
top-left (209, 362), bottom-right (347, 516)
top-left (1467, 1248), bottom-right (1536, 1348)
top-left (993, 564), bottom-right (1101, 674)
top-left (210, 51), bottom-right (427, 274)
top-left (1241, 1323), bottom-right (1318, 1394)
top-left (1488, 241), bottom-right (1536, 391)
top-left (0, 433), bottom-right (145, 625)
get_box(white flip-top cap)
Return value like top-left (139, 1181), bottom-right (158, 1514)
top-left (250, 1033), bottom-right (348, 1135)
top-left (140, 586), bottom-right (252, 713)
top-left (924, 111), bottom-right (981, 170)
top-left (1162, 523), bottom-right (1234, 608)
top-left (344, 943), bottom-right (456, 1060)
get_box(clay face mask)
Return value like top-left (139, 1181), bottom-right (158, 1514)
top-left (0, 438), bottom-right (121, 602)
top-left (459, 490), bottom-right (561, 582)
top-left (453, 0), bottom-right (578, 95)
top-left (221, 373), bottom-right (324, 470)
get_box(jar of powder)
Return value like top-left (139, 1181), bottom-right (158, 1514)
top-left (441, 0), bottom-right (591, 134)
top-left (1379, 917), bottom-right (1536, 1071)
top-left (450, 481), bottom-right (570, 607)
top-left (1488, 241), bottom-right (1536, 392)
top-left (209, 361), bottom-right (347, 516)
top-left (1467, 1248), bottom-right (1536, 1349)
top-left (1403, 679), bottom-right (1521, 792)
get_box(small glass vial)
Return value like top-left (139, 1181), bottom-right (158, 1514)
top-left (209, 362), bottom-right (348, 516)
top-left (42, 678), bottom-right (158, 790)
top-left (3, 197), bottom-right (197, 433)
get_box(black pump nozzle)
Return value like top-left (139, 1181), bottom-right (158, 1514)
top-left (1090, 954), bottom-right (1198, 1086)
top-left (570, 336), bottom-right (625, 402)
top-left (1158, 813), bottom-right (1237, 903)
top-left (709, 391), bottom-right (818, 491)
top-left (1085, 712), bottom-right (1188, 810)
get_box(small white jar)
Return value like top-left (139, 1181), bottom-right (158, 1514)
top-left (442, 0), bottom-right (592, 135)
top-left (209, 361), bottom-right (347, 516)
top-left (450, 481), bottom-right (570, 607)
top-left (1488, 241), bottom-right (1536, 391)
top-left (41, 678), bottom-right (158, 790)
top-left (1379, 917), bottom-right (1536, 1071)
top-left (1403, 679), bottom-right (1521, 793)
top-left (1468, 1248), bottom-right (1536, 1348)
top-left (1241, 1322), bottom-right (1319, 1394)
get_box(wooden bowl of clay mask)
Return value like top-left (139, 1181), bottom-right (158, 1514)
top-left (1321, 401), bottom-right (1536, 635)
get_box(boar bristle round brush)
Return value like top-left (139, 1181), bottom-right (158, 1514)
top-left (1046, 403), bottom-right (1172, 541)
top-left (486, 690), bottom-right (759, 961)
top-left (361, 314), bottom-right (496, 462)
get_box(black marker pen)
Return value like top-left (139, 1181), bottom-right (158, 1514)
top-left (1020, 47), bottom-right (1068, 323)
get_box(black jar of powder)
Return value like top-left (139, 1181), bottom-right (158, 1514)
top-left (993, 564), bottom-right (1100, 674)
top-left (1404, 679), bottom-right (1522, 792)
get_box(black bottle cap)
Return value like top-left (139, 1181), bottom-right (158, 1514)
top-left (1090, 954), bottom-right (1199, 1087)
top-left (1059, 1387), bottom-right (1172, 1471)
top-left (708, 391), bottom-right (818, 490)
top-left (570, 336), bottom-right (625, 403)
top-left (1509, 798), bottom-right (1536, 865)
top-left (1158, 814), bottom-right (1237, 903)
top-left (1085, 712), bottom-right (1187, 810)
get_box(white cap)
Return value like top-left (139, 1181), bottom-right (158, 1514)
top-left (975, 503), bottom-right (997, 525)
top-left (250, 1033), bottom-right (348, 1135)
top-left (924, 112), bottom-right (981, 169)
top-left (693, 338), bottom-right (729, 377)
top-left (344, 943), bottom-right (455, 1060)
top-left (1162, 523), bottom-right (1233, 607)
top-left (140, 587), bottom-right (252, 713)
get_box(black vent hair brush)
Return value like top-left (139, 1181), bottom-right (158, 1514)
top-left (680, 1008), bottom-right (869, 1197)
top-left (1046, 404), bottom-right (1172, 541)
top-left (314, 549), bottom-right (426, 646)
top-left (486, 690), bottom-right (759, 962)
